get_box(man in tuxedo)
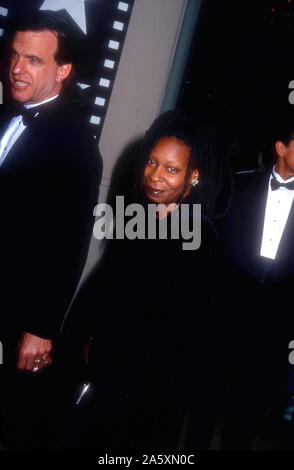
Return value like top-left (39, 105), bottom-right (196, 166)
top-left (0, 12), bottom-right (102, 448)
top-left (217, 114), bottom-right (294, 449)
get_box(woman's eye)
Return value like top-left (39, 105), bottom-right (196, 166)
top-left (147, 159), bottom-right (156, 165)
top-left (168, 167), bottom-right (177, 173)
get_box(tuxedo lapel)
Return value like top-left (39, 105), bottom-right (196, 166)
top-left (275, 195), bottom-right (294, 263)
top-left (0, 97), bottom-right (64, 172)
top-left (0, 129), bottom-right (30, 172)
top-left (0, 96), bottom-right (63, 136)
top-left (256, 171), bottom-right (294, 279)
top-left (0, 113), bottom-right (11, 141)
top-left (236, 170), bottom-right (271, 259)
top-left (234, 170), bottom-right (273, 281)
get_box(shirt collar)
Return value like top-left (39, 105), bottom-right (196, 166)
top-left (24, 94), bottom-right (59, 110)
top-left (271, 165), bottom-right (294, 184)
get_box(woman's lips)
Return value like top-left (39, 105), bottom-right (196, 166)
top-left (145, 185), bottom-right (165, 195)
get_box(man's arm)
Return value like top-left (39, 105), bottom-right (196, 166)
top-left (14, 106), bottom-right (102, 369)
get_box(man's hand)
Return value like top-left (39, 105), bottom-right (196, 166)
top-left (17, 332), bottom-right (53, 372)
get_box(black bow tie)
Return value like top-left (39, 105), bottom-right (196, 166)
top-left (270, 175), bottom-right (294, 191)
top-left (17, 107), bottom-right (39, 126)
top-left (7, 100), bottom-right (57, 126)
top-left (5, 105), bottom-right (39, 126)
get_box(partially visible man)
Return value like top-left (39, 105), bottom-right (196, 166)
top-left (216, 113), bottom-right (294, 449)
top-left (0, 12), bottom-right (102, 448)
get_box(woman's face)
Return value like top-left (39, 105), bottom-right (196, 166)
top-left (143, 136), bottom-right (198, 205)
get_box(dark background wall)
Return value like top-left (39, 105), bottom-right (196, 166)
top-left (177, 0), bottom-right (294, 171)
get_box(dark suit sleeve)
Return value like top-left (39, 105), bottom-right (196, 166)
top-left (19, 111), bottom-right (103, 339)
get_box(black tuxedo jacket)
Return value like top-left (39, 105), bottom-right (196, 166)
top-left (216, 169), bottom-right (294, 339)
top-left (0, 96), bottom-right (102, 340)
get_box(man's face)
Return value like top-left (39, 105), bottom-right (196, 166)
top-left (9, 30), bottom-right (70, 105)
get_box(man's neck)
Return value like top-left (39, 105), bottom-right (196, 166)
top-left (24, 94), bottom-right (59, 109)
top-left (273, 163), bottom-right (294, 182)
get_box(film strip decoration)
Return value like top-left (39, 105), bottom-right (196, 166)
top-left (0, 4), bottom-right (7, 37)
top-left (0, 0), bottom-right (135, 141)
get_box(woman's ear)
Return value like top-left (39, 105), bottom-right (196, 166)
top-left (190, 169), bottom-right (200, 186)
top-left (192, 169), bottom-right (199, 180)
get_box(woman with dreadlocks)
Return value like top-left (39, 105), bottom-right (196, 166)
top-left (59, 110), bottom-right (232, 449)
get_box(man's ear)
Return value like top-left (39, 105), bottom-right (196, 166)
top-left (56, 63), bottom-right (72, 82)
top-left (275, 140), bottom-right (286, 158)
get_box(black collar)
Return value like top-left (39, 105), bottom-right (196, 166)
top-left (5, 95), bottom-right (64, 125)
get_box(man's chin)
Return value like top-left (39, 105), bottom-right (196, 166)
top-left (11, 91), bottom-right (30, 103)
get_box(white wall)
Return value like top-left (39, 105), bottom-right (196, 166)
top-left (83, 0), bottom-right (188, 278)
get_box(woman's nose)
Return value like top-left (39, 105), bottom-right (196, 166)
top-left (149, 165), bottom-right (163, 181)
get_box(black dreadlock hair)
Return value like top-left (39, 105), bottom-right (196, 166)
top-left (134, 109), bottom-right (233, 219)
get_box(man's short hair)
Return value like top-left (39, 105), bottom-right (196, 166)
top-left (268, 109), bottom-right (294, 162)
top-left (11, 11), bottom-right (75, 66)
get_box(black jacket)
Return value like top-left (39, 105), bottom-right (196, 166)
top-left (63, 214), bottom-right (217, 386)
top-left (0, 96), bottom-right (102, 340)
top-left (216, 169), bottom-right (294, 338)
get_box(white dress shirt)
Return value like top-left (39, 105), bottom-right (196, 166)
top-left (0, 94), bottom-right (59, 167)
top-left (260, 167), bottom-right (294, 260)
